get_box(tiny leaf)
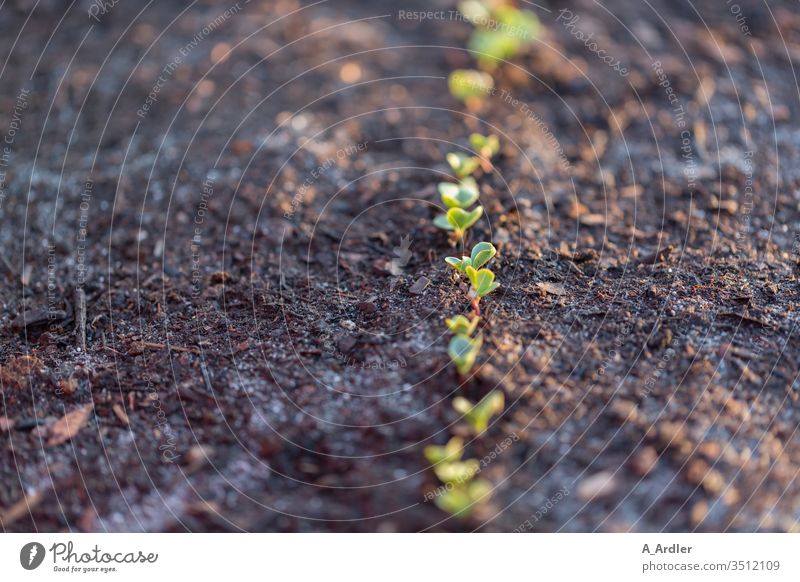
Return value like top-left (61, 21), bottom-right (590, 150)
top-left (470, 241), bottom-right (497, 269)
top-left (445, 314), bottom-right (480, 336)
top-left (447, 206), bottom-right (483, 235)
top-left (446, 152), bottom-right (481, 179)
top-left (434, 213), bottom-right (454, 231)
top-left (439, 177), bottom-right (479, 209)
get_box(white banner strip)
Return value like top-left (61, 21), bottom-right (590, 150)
top-left (1, 533), bottom-right (797, 581)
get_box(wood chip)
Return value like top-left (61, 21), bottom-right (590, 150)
top-left (0, 490), bottom-right (43, 527)
top-left (409, 276), bottom-right (431, 295)
top-left (536, 282), bottom-right (567, 296)
top-left (112, 404), bottom-right (130, 426)
top-left (577, 471), bottom-right (618, 501)
top-left (47, 404), bottom-right (93, 446)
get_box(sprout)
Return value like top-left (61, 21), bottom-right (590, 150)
top-left (466, 266), bottom-right (500, 303)
top-left (433, 458), bottom-right (480, 484)
top-left (446, 152), bottom-right (481, 179)
top-left (460, 1), bottom-right (540, 71)
top-left (447, 69), bottom-right (494, 105)
top-left (424, 437), bottom-right (464, 465)
top-left (435, 479), bottom-right (492, 517)
top-left (438, 177), bottom-right (479, 209)
top-left (453, 390), bottom-right (505, 434)
top-left (469, 133), bottom-right (500, 171)
top-left (445, 241), bottom-right (497, 273)
top-left (445, 314), bottom-right (480, 336)
top-left (434, 206), bottom-right (483, 240)
top-left (448, 333), bottom-right (483, 376)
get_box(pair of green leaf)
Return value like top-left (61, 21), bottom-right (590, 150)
top-left (433, 206), bottom-right (484, 239)
top-left (453, 390), bottom-right (505, 434)
top-left (445, 314), bottom-right (480, 336)
top-left (470, 133), bottom-right (500, 162)
top-left (446, 152), bottom-right (481, 179)
top-left (439, 177), bottom-right (479, 209)
top-left (448, 334), bottom-right (483, 376)
top-left (447, 69), bottom-right (494, 104)
top-left (460, 1), bottom-right (540, 70)
top-left (435, 479), bottom-right (492, 517)
top-left (466, 266), bottom-right (500, 301)
top-left (446, 241), bottom-right (497, 274)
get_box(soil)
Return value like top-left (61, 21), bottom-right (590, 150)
top-left (1, 0), bottom-right (799, 532)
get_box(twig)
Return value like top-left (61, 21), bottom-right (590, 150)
top-left (75, 288), bottom-right (87, 352)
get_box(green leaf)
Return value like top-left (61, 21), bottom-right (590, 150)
top-left (470, 241), bottom-right (497, 269)
top-left (434, 213), bottom-right (454, 231)
top-left (435, 479), bottom-right (492, 517)
top-left (446, 152), bottom-right (481, 179)
top-left (465, 266), bottom-right (498, 298)
top-left (447, 69), bottom-right (494, 103)
top-left (469, 133), bottom-right (500, 160)
top-left (445, 314), bottom-right (480, 336)
top-left (448, 334), bottom-right (483, 376)
top-left (444, 256), bottom-right (470, 273)
top-left (439, 177), bottom-right (479, 209)
top-left (452, 390), bottom-right (505, 434)
top-left (447, 206), bottom-right (483, 236)
top-left (433, 459), bottom-right (480, 484)
top-left (424, 437), bottom-right (464, 465)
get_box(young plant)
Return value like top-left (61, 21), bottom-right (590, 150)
top-left (435, 479), bottom-right (492, 517)
top-left (447, 69), bottom-right (494, 108)
top-left (438, 177), bottom-right (479, 209)
top-left (453, 390), bottom-right (505, 434)
top-left (424, 436), bottom-right (464, 465)
top-left (459, 0), bottom-right (540, 71)
top-left (470, 133), bottom-right (500, 171)
top-left (466, 266), bottom-right (500, 313)
top-left (433, 206), bottom-right (483, 240)
top-left (446, 152), bottom-right (481, 179)
top-left (445, 241), bottom-right (497, 274)
top-left (448, 333), bottom-right (483, 376)
top-left (445, 314), bottom-right (480, 336)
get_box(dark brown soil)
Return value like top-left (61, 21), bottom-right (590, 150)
top-left (1, 0), bottom-right (799, 532)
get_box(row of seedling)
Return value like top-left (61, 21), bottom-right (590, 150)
top-left (424, 133), bottom-right (507, 517)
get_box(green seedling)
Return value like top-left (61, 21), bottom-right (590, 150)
top-left (470, 133), bottom-right (500, 171)
top-left (438, 177), bottom-right (479, 209)
top-left (448, 333), bottom-right (483, 376)
top-left (433, 458), bottom-right (480, 484)
top-left (434, 206), bottom-right (483, 240)
top-left (424, 436), bottom-right (464, 465)
top-left (435, 479), bottom-right (492, 517)
top-left (447, 69), bottom-right (494, 105)
top-left (445, 314), bottom-right (480, 337)
top-left (445, 241), bottom-right (497, 274)
top-left (460, 0), bottom-right (540, 71)
top-left (446, 152), bottom-right (481, 179)
top-left (466, 265), bottom-right (500, 300)
top-left (453, 390), bottom-right (505, 434)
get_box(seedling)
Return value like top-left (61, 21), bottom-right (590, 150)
top-left (453, 390), bottom-right (505, 434)
top-left (434, 458), bottom-right (480, 484)
top-left (470, 133), bottom-right (500, 171)
top-left (447, 69), bottom-right (494, 107)
top-left (438, 177), bottom-right (479, 209)
top-left (445, 241), bottom-right (497, 274)
top-left (448, 333), bottom-right (483, 376)
top-left (445, 314), bottom-right (480, 337)
top-left (466, 266), bottom-right (500, 312)
top-left (460, 0), bottom-right (540, 71)
top-left (446, 152), bottom-right (481, 179)
top-left (434, 206), bottom-right (483, 240)
top-left (435, 479), bottom-right (492, 517)
top-left (424, 436), bottom-right (464, 465)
